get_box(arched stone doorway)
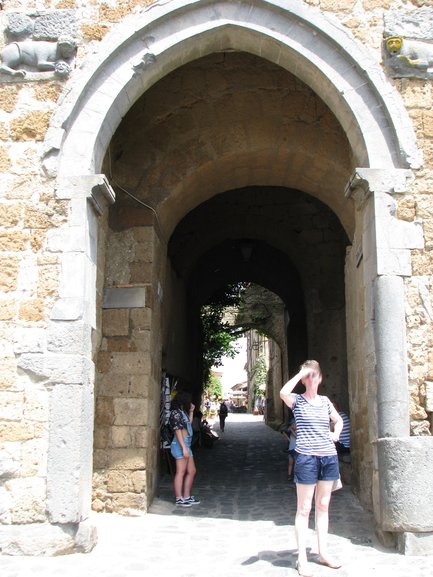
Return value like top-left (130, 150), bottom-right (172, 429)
top-left (41, 0), bottom-right (431, 555)
top-left (166, 183), bottom-right (348, 402)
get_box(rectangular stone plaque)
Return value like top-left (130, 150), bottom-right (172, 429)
top-left (102, 287), bottom-right (146, 309)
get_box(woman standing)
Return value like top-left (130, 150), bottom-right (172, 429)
top-left (280, 360), bottom-right (343, 577)
top-left (169, 391), bottom-right (200, 507)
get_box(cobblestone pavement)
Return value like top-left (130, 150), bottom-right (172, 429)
top-left (1, 414), bottom-right (432, 576)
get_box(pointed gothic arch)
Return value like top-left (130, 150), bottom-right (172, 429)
top-left (39, 0), bottom-right (433, 556)
top-left (52, 0), bottom-right (420, 185)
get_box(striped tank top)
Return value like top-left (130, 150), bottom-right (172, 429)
top-left (339, 411), bottom-right (350, 448)
top-left (292, 394), bottom-right (336, 456)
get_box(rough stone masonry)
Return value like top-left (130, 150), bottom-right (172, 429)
top-left (0, 0), bottom-right (432, 557)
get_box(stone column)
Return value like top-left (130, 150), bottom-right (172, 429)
top-left (346, 168), bottom-right (418, 435)
top-left (346, 168), bottom-right (433, 555)
top-left (373, 275), bottom-right (409, 438)
top-left (48, 175), bottom-right (115, 532)
top-left (1, 175), bottom-right (115, 555)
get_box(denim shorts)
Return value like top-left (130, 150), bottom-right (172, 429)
top-left (294, 453), bottom-right (339, 484)
top-left (170, 435), bottom-right (193, 460)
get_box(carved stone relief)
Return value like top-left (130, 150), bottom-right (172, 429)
top-left (0, 10), bottom-right (77, 81)
top-left (132, 36), bottom-right (156, 77)
top-left (383, 8), bottom-right (433, 80)
top-left (384, 36), bottom-right (433, 79)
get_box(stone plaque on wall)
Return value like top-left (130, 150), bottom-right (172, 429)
top-left (102, 287), bottom-right (147, 309)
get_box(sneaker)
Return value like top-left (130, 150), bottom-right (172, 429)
top-left (175, 498), bottom-right (192, 507)
top-left (183, 495), bottom-right (200, 505)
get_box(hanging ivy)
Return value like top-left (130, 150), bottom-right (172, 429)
top-left (253, 353), bottom-right (267, 398)
top-left (201, 283), bottom-right (247, 383)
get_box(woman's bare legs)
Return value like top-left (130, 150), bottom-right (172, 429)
top-left (173, 458), bottom-right (187, 499)
top-left (182, 456), bottom-right (197, 498)
top-left (295, 483), bottom-right (316, 573)
top-left (315, 480), bottom-right (341, 567)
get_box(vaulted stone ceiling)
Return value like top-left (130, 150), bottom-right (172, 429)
top-left (169, 185), bottom-right (348, 312)
top-left (105, 50), bottom-right (351, 370)
top-left (104, 51), bottom-right (355, 242)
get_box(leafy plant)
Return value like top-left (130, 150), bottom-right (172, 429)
top-left (201, 283), bottom-right (247, 383)
top-left (253, 353), bottom-right (267, 398)
top-left (204, 372), bottom-right (223, 398)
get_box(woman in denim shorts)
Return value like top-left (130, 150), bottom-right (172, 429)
top-left (169, 391), bottom-right (200, 508)
top-left (280, 360), bottom-right (343, 577)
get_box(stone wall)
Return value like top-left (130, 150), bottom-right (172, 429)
top-left (0, 0), bottom-right (432, 553)
top-left (345, 225), bottom-right (375, 508)
top-left (386, 12), bottom-right (433, 438)
top-left (93, 210), bottom-right (163, 514)
top-left (397, 77), bottom-right (433, 435)
top-left (0, 74), bottom-right (67, 529)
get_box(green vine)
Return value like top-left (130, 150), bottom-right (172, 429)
top-left (252, 352), bottom-right (267, 400)
top-left (201, 283), bottom-right (247, 384)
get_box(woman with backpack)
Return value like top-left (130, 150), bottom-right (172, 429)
top-left (169, 390), bottom-right (201, 507)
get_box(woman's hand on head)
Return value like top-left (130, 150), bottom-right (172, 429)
top-left (299, 366), bottom-right (313, 380)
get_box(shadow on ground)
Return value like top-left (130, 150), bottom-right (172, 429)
top-left (154, 414), bottom-right (375, 549)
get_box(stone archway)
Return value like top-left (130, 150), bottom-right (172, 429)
top-left (38, 0), bottom-right (432, 556)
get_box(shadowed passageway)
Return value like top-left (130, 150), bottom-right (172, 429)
top-left (156, 414), bottom-right (372, 534)
top-left (1, 415), bottom-right (431, 576)
top-left (151, 414), bottom-right (431, 577)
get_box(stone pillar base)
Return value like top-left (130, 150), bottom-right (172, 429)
top-left (0, 519), bottom-right (97, 556)
top-left (376, 437), bottom-right (433, 533)
top-left (397, 531), bottom-right (433, 556)
top-left (375, 527), bottom-right (433, 556)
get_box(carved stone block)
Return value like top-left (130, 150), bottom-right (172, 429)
top-left (383, 9), bottom-right (433, 79)
top-left (384, 36), bottom-right (433, 80)
top-left (6, 10), bottom-right (77, 42)
top-left (384, 8), bottom-right (433, 41)
top-left (0, 11), bottom-right (77, 80)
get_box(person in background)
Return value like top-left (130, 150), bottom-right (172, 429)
top-left (191, 409), bottom-right (203, 448)
top-left (332, 402), bottom-right (350, 455)
top-left (280, 360), bottom-right (343, 577)
top-left (169, 391), bottom-right (200, 507)
top-left (287, 418), bottom-right (297, 481)
top-left (218, 399), bottom-right (228, 432)
top-left (281, 416), bottom-right (297, 481)
top-left (204, 398), bottom-right (211, 416)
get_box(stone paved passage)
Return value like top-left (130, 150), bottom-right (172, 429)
top-left (1, 414), bottom-right (432, 576)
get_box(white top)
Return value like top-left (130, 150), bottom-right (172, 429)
top-left (292, 394), bottom-right (336, 456)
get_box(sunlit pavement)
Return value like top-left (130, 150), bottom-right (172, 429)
top-left (1, 414), bottom-right (432, 576)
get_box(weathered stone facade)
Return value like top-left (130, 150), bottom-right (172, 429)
top-left (0, 0), bottom-right (432, 557)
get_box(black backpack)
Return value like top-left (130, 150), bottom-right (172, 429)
top-left (160, 423), bottom-right (174, 444)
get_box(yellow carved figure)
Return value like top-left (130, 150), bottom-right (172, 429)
top-left (385, 35), bottom-right (433, 70)
top-left (385, 36), bottom-right (404, 56)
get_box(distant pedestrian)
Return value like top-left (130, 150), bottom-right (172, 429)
top-left (332, 402), bottom-right (350, 455)
top-left (218, 400), bottom-right (228, 432)
top-left (204, 398), bottom-right (211, 416)
top-left (191, 409), bottom-right (203, 448)
top-left (284, 417), bottom-right (297, 481)
top-left (280, 360), bottom-right (343, 577)
top-left (169, 391), bottom-right (200, 508)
